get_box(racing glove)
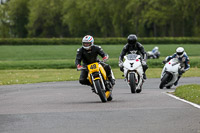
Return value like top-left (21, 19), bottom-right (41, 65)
top-left (162, 60), bottom-right (167, 64)
top-left (103, 55), bottom-right (109, 62)
top-left (118, 60), bottom-right (123, 67)
top-left (77, 64), bottom-right (83, 71)
top-left (179, 68), bottom-right (185, 75)
top-left (142, 60), bottom-right (147, 65)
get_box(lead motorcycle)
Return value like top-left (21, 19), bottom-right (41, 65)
top-left (123, 54), bottom-right (144, 93)
top-left (159, 58), bottom-right (180, 89)
top-left (78, 61), bottom-right (113, 102)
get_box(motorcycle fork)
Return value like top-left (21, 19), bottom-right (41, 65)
top-left (91, 72), bottom-right (106, 93)
top-left (99, 71), bottom-right (110, 98)
top-left (98, 71), bottom-right (106, 91)
top-left (91, 74), bottom-right (98, 93)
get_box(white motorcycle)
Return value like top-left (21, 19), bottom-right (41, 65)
top-left (147, 51), bottom-right (160, 59)
top-left (159, 58), bottom-right (180, 89)
top-left (123, 54), bottom-right (144, 93)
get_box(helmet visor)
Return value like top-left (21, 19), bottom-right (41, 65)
top-left (128, 39), bottom-right (136, 44)
top-left (177, 52), bottom-right (183, 56)
top-left (83, 42), bottom-right (91, 47)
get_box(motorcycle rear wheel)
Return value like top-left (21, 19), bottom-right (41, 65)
top-left (159, 73), bottom-right (169, 89)
top-left (129, 73), bottom-right (136, 93)
top-left (94, 79), bottom-right (107, 103)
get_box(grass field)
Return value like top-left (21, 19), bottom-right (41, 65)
top-left (0, 44), bottom-right (200, 60)
top-left (0, 44), bottom-right (200, 69)
top-left (174, 84), bottom-right (200, 104)
top-left (0, 68), bottom-right (200, 85)
top-left (0, 44), bottom-right (199, 85)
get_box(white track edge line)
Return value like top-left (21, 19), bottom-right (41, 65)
top-left (165, 92), bottom-right (200, 109)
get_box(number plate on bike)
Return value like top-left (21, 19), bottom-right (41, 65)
top-left (87, 63), bottom-right (99, 73)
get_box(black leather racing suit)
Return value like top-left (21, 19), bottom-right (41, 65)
top-left (75, 45), bottom-right (112, 85)
top-left (119, 42), bottom-right (148, 72)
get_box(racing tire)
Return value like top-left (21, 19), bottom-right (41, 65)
top-left (129, 73), bottom-right (136, 93)
top-left (166, 85), bottom-right (172, 89)
top-left (94, 79), bottom-right (107, 103)
top-left (159, 73), bottom-right (169, 89)
top-left (136, 89), bottom-right (141, 93)
top-left (136, 80), bottom-right (143, 93)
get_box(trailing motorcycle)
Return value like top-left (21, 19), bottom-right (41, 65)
top-left (147, 46), bottom-right (160, 59)
top-left (159, 58), bottom-right (180, 89)
top-left (147, 51), bottom-right (160, 59)
top-left (79, 62), bottom-right (113, 102)
top-left (123, 54), bottom-right (144, 93)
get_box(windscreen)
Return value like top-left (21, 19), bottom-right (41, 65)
top-left (126, 54), bottom-right (138, 60)
top-left (171, 58), bottom-right (180, 66)
top-left (171, 58), bottom-right (179, 62)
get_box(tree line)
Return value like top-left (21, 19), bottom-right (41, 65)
top-left (0, 0), bottom-right (200, 38)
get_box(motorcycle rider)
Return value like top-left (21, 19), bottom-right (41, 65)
top-left (152, 46), bottom-right (160, 58)
top-left (75, 35), bottom-right (115, 89)
top-left (119, 34), bottom-right (148, 79)
top-left (163, 47), bottom-right (190, 86)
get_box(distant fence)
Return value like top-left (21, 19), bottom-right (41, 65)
top-left (0, 37), bottom-right (200, 45)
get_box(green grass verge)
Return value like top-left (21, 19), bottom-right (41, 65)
top-left (0, 44), bottom-right (199, 69)
top-left (0, 56), bottom-right (199, 69)
top-left (0, 44), bottom-right (200, 60)
top-left (174, 84), bottom-right (200, 104)
top-left (0, 68), bottom-right (199, 85)
top-left (0, 69), bottom-right (80, 85)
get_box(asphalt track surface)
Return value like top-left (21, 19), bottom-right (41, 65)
top-left (0, 77), bottom-right (200, 133)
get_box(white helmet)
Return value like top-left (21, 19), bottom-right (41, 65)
top-left (154, 46), bottom-right (158, 50)
top-left (82, 35), bottom-right (94, 50)
top-left (176, 47), bottom-right (184, 57)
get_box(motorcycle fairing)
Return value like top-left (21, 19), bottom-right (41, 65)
top-left (161, 58), bottom-right (180, 87)
top-left (87, 62), bottom-right (107, 84)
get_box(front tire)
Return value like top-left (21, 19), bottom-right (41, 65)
top-left (159, 73), bottom-right (170, 89)
top-left (129, 73), bottom-right (136, 93)
top-left (166, 85), bottom-right (172, 89)
top-left (94, 79), bottom-right (107, 103)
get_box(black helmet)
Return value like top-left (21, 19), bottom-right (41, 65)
top-left (127, 34), bottom-right (137, 45)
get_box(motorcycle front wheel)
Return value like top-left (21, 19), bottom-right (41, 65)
top-left (94, 79), bottom-right (107, 103)
top-left (159, 73), bottom-right (169, 89)
top-left (129, 73), bottom-right (136, 93)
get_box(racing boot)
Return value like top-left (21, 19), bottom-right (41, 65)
top-left (174, 76), bottom-right (181, 86)
top-left (143, 73), bottom-right (147, 80)
top-left (108, 76), bottom-right (115, 86)
top-left (108, 69), bottom-right (116, 86)
top-left (120, 66), bottom-right (124, 72)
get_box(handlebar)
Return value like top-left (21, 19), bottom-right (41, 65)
top-left (77, 60), bottom-right (106, 71)
top-left (77, 67), bottom-right (87, 71)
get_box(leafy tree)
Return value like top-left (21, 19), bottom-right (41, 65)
top-left (0, 3), bottom-right (10, 37)
top-left (88, 0), bottom-right (114, 37)
top-left (27, 0), bottom-right (63, 37)
top-left (1, 0), bottom-right (200, 37)
top-left (7, 0), bottom-right (29, 37)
